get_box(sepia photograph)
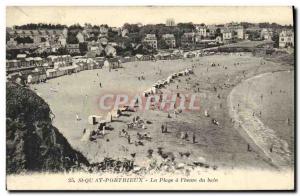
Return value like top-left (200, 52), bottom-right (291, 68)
top-left (5, 5), bottom-right (295, 191)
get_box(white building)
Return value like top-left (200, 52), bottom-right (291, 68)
top-left (162, 34), bottom-right (176, 48)
top-left (143, 34), bottom-right (157, 49)
top-left (260, 28), bottom-right (273, 41)
top-left (195, 25), bottom-right (207, 38)
top-left (279, 30), bottom-right (294, 48)
top-left (222, 30), bottom-right (233, 41)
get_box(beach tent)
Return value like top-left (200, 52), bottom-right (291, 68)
top-left (167, 76), bottom-right (173, 81)
top-left (135, 54), bottom-right (143, 60)
top-left (150, 87), bottom-right (157, 94)
top-left (111, 109), bottom-right (121, 118)
top-left (88, 115), bottom-right (103, 125)
top-left (106, 112), bottom-right (113, 122)
top-left (46, 69), bottom-right (57, 79)
top-left (98, 120), bottom-right (107, 131)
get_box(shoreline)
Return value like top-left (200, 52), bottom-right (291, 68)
top-left (228, 70), bottom-right (293, 170)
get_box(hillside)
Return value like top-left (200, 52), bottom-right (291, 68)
top-left (6, 82), bottom-right (89, 174)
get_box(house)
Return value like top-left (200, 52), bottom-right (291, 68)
top-left (183, 52), bottom-right (196, 58)
top-left (6, 38), bottom-right (17, 47)
top-left (206, 25), bottom-right (218, 37)
top-left (105, 45), bottom-right (117, 57)
top-left (25, 57), bottom-right (35, 67)
top-left (6, 59), bottom-right (21, 69)
top-left (16, 54), bottom-right (27, 60)
top-left (143, 34), bottom-right (157, 49)
top-left (99, 37), bottom-right (108, 46)
top-left (195, 25), bottom-right (207, 38)
top-left (62, 55), bottom-right (72, 64)
top-left (121, 29), bottom-right (129, 37)
top-left (58, 35), bottom-right (67, 47)
top-left (46, 69), bottom-right (58, 79)
top-left (66, 44), bottom-right (80, 54)
top-left (104, 58), bottom-right (120, 69)
top-left (260, 28), bottom-right (273, 41)
top-left (215, 36), bottom-right (223, 44)
top-left (86, 42), bottom-right (102, 58)
top-left (121, 56), bottom-right (136, 63)
top-left (62, 28), bottom-right (68, 37)
top-left (279, 30), bottom-right (294, 48)
top-left (181, 32), bottom-right (195, 48)
top-left (16, 54), bottom-right (28, 67)
top-left (94, 57), bottom-right (105, 68)
top-left (233, 26), bottom-right (245, 40)
top-left (76, 32), bottom-right (85, 43)
top-left (33, 36), bottom-right (41, 44)
top-left (27, 68), bottom-right (47, 84)
top-left (245, 33), bottom-right (250, 40)
top-left (47, 55), bottom-right (71, 68)
top-left (222, 30), bottom-right (233, 42)
top-left (99, 26), bottom-right (109, 37)
top-left (162, 34), bottom-right (176, 48)
top-left (33, 57), bottom-right (44, 66)
top-left (223, 25), bottom-right (244, 40)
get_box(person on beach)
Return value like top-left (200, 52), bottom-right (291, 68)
top-left (192, 133), bottom-right (196, 144)
top-left (161, 124), bottom-right (165, 133)
top-left (270, 144), bottom-right (273, 153)
top-left (180, 131), bottom-right (185, 140)
top-left (247, 144), bottom-right (251, 152)
top-left (127, 135), bottom-right (131, 144)
top-left (184, 132), bottom-right (189, 141)
top-left (76, 113), bottom-right (80, 121)
top-left (167, 112), bottom-right (171, 118)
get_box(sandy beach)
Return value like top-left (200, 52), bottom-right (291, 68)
top-left (31, 53), bottom-right (294, 171)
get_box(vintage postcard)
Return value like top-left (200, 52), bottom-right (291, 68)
top-left (6, 6), bottom-right (295, 191)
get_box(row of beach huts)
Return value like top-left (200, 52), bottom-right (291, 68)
top-left (6, 48), bottom-right (220, 85)
top-left (143, 68), bottom-right (194, 97)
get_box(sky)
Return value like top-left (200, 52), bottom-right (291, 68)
top-left (6, 6), bottom-right (294, 27)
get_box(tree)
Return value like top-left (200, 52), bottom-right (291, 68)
top-left (177, 23), bottom-right (195, 32)
top-left (79, 42), bottom-right (88, 55)
top-left (123, 23), bottom-right (140, 33)
top-left (158, 39), bottom-right (168, 49)
top-left (272, 33), bottom-right (279, 48)
top-left (15, 36), bottom-right (33, 44)
top-left (6, 33), bottom-right (10, 42)
top-left (66, 32), bottom-right (79, 44)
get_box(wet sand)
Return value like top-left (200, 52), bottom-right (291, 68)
top-left (228, 70), bottom-right (294, 169)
